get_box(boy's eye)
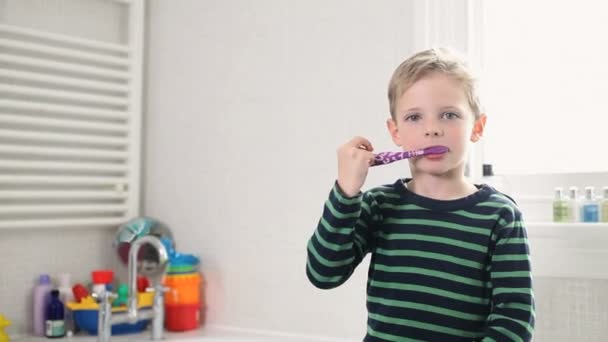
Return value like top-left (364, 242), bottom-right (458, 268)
top-left (442, 112), bottom-right (460, 119)
top-left (404, 113), bottom-right (421, 122)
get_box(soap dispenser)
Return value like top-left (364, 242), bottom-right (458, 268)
top-left (552, 187), bottom-right (569, 222)
top-left (581, 186), bottom-right (599, 222)
top-left (567, 186), bottom-right (581, 222)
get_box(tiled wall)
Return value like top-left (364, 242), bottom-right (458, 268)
top-left (534, 277), bottom-right (608, 341)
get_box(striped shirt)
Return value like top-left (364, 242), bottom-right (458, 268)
top-left (306, 179), bottom-right (534, 342)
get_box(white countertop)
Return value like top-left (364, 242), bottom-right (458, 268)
top-left (13, 325), bottom-right (356, 342)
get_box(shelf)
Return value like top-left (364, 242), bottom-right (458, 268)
top-left (528, 222), bottom-right (608, 227)
top-left (526, 222), bottom-right (608, 246)
top-left (525, 222), bottom-right (608, 279)
top-left (527, 222), bottom-right (608, 237)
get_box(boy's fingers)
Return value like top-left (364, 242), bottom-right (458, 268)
top-left (350, 136), bottom-right (374, 152)
top-left (367, 152), bottom-right (376, 165)
top-left (354, 150), bottom-right (374, 165)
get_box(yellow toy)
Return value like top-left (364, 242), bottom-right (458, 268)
top-left (0, 314), bottom-right (11, 342)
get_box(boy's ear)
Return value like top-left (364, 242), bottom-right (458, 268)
top-left (387, 118), bottom-right (401, 146)
top-left (470, 114), bottom-right (487, 142)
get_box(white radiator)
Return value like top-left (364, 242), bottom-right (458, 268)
top-left (0, 0), bottom-right (144, 229)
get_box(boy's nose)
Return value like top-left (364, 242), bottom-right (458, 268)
top-left (425, 129), bottom-right (443, 137)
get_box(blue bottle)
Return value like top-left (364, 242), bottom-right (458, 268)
top-left (581, 186), bottom-right (600, 223)
top-left (45, 290), bottom-right (65, 338)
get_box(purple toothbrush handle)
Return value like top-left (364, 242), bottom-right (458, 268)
top-left (370, 146), bottom-right (448, 167)
top-left (371, 151), bottom-right (419, 167)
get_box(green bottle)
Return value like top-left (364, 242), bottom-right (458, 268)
top-left (553, 187), bottom-right (569, 222)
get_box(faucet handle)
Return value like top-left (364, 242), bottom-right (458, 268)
top-left (145, 284), bottom-right (171, 294)
top-left (105, 291), bottom-right (119, 300)
top-left (92, 290), bottom-right (118, 303)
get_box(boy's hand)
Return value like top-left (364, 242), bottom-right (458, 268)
top-left (337, 136), bottom-right (374, 197)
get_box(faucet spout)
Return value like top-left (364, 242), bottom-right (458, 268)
top-left (98, 233), bottom-right (170, 342)
top-left (127, 235), bottom-right (168, 322)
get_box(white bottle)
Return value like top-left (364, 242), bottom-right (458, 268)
top-left (567, 186), bottom-right (581, 222)
top-left (57, 274), bottom-right (74, 304)
top-left (92, 284), bottom-right (106, 298)
top-left (57, 273), bottom-right (75, 335)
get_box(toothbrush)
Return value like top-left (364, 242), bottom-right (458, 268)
top-left (370, 146), bottom-right (449, 167)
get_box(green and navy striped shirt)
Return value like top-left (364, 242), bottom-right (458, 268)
top-left (306, 179), bottom-right (534, 342)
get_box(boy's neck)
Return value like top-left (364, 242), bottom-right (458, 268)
top-left (406, 173), bottom-right (478, 201)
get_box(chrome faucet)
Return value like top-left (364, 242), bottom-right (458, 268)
top-left (98, 235), bottom-right (170, 342)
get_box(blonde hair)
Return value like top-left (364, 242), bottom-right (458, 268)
top-left (388, 47), bottom-right (482, 119)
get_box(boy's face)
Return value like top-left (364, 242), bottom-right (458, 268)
top-left (387, 72), bottom-right (486, 177)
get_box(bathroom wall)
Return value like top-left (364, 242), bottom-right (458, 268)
top-left (143, 1), bottom-right (608, 341)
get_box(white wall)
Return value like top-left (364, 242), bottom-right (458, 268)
top-left (482, 0), bottom-right (608, 175)
top-left (143, 0), bottom-right (417, 338)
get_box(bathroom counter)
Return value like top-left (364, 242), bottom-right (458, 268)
top-left (526, 222), bottom-right (608, 279)
top-left (14, 325), bottom-right (356, 342)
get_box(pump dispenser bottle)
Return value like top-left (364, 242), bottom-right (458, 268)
top-left (581, 186), bottom-right (600, 222)
top-left (552, 187), bottom-right (569, 222)
top-left (567, 187), bottom-right (580, 223)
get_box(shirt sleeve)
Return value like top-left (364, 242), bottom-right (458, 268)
top-left (483, 207), bottom-right (535, 342)
top-left (306, 181), bottom-right (381, 289)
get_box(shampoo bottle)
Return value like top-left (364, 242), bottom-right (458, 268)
top-left (45, 290), bottom-right (65, 338)
top-left (57, 274), bottom-right (75, 335)
top-left (552, 187), bottom-right (569, 222)
top-left (581, 186), bottom-right (599, 222)
top-left (33, 274), bottom-right (52, 336)
top-left (567, 186), bottom-right (580, 223)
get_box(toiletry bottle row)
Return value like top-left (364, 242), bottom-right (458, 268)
top-left (32, 270), bottom-right (113, 338)
top-left (553, 186), bottom-right (608, 223)
top-left (32, 274), bottom-right (66, 338)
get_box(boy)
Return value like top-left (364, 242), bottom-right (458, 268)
top-left (306, 48), bottom-right (534, 341)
